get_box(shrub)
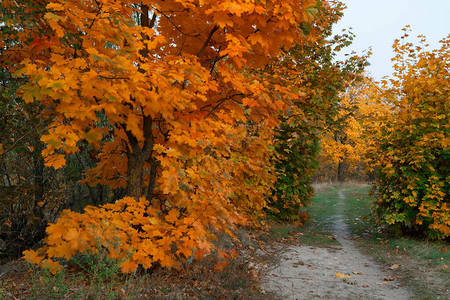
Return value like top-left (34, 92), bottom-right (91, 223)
top-left (369, 32), bottom-right (450, 239)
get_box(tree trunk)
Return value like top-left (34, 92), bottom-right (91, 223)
top-left (125, 115), bottom-right (154, 198)
top-left (126, 152), bottom-right (146, 198)
top-left (337, 160), bottom-right (345, 182)
top-left (125, 5), bottom-right (159, 199)
top-left (146, 157), bottom-right (160, 201)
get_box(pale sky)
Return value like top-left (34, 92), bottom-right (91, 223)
top-left (332, 0), bottom-right (450, 81)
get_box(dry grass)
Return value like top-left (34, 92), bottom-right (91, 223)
top-left (0, 228), bottom-right (287, 300)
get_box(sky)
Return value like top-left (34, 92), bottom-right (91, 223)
top-left (332, 0), bottom-right (450, 81)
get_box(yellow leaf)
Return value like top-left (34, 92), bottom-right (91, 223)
top-left (47, 241), bottom-right (75, 260)
top-left (335, 272), bottom-right (352, 279)
top-left (84, 129), bottom-right (103, 143)
top-left (46, 222), bottom-right (67, 240)
top-left (213, 11), bottom-right (233, 28)
top-left (45, 12), bottom-right (62, 22)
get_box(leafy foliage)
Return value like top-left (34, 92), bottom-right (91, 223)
top-left (266, 2), bottom-right (367, 220)
top-left (317, 76), bottom-right (388, 182)
top-left (368, 31), bottom-right (450, 239)
top-left (3, 0), bottom-right (340, 271)
top-left (0, 0), bottom-right (117, 258)
top-left (24, 196), bottom-right (218, 273)
top-left (269, 122), bottom-right (319, 221)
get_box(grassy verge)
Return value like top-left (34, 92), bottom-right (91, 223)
top-left (297, 186), bottom-right (345, 248)
top-left (312, 183), bottom-right (449, 299)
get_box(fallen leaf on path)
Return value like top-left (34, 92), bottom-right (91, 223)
top-left (384, 277), bottom-right (395, 281)
top-left (352, 271), bottom-right (363, 275)
top-left (362, 285), bottom-right (369, 288)
top-left (344, 279), bottom-right (358, 285)
top-left (335, 272), bottom-right (352, 279)
top-left (377, 282), bottom-right (387, 285)
top-left (389, 264), bottom-right (399, 270)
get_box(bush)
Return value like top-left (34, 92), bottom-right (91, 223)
top-left (369, 32), bottom-right (450, 239)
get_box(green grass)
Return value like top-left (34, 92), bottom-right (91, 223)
top-left (310, 184), bottom-right (449, 299)
top-left (298, 230), bottom-right (341, 248)
top-left (297, 186), bottom-right (351, 247)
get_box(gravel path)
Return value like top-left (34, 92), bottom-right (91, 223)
top-left (261, 191), bottom-right (412, 300)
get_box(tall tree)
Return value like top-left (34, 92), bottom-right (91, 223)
top-left (265, 1), bottom-right (367, 220)
top-left (317, 76), bottom-right (387, 182)
top-left (9, 0), bottom-right (334, 272)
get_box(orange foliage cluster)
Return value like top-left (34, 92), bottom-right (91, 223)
top-left (1, 0), bottom-right (340, 271)
top-left (25, 197), bottom-right (215, 273)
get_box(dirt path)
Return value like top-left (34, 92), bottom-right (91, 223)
top-left (261, 189), bottom-right (412, 300)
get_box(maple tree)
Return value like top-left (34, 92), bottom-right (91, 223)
top-left (2, 0), bottom-right (343, 272)
top-left (367, 30), bottom-right (450, 239)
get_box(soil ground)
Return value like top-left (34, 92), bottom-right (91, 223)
top-left (260, 186), bottom-right (415, 300)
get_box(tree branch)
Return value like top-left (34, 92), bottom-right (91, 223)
top-left (197, 25), bottom-right (219, 58)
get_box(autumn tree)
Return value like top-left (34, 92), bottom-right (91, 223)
top-left (4, 0), bottom-right (338, 272)
top-left (265, 1), bottom-right (367, 220)
top-left (317, 75), bottom-right (388, 182)
top-left (368, 30), bottom-right (450, 239)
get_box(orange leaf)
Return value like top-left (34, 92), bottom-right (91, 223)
top-left (120, 259), bottom-right (138, 273)
top-left (44, 153), bottom-right (66, 169)
top-left (166, 209), bottom-right (180, 223)
top-left (23, 250), bottom-right (43, 265)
